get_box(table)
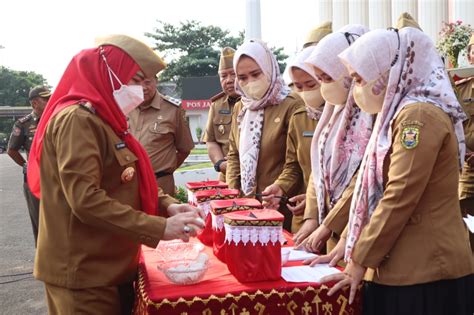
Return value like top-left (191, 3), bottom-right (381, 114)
top-left (133, 240), bottom-right (362, 315)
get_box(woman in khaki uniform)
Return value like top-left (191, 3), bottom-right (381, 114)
top-left (226, 39), bottom-right (303, 230)
top-left (292, 25), bottom-right (373, 256)
top-left (323, 28), bottom-right (473, 314)
top-left (27, 35), bottom-right (204, 314)
top-left (458, 34), bottom-right (474, 251)
top-left (262, 45), bottom-right (326, 233)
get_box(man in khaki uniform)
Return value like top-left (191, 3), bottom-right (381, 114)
top-left (7, 86), bottom-right (51, 246)
top-left (203, 47), bottom-right (240, 181)
top-left (128, 77), bottom-right (194, 196)
top-left (31, 35), bottom-right (204, 314)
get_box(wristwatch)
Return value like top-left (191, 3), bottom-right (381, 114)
top-left (214, 159), bottom-right (226, 172)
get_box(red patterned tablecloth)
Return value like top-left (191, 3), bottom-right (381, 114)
top-left (133, 237), bottom-right (362, 315)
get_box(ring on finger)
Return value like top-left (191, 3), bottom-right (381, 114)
top-left (183, 225), bottom-right (191, 234)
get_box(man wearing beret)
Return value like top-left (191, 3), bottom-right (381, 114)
top-left (203, 47), bottom-right (240, 181)
top-left (7, 86), bottom-right (51, 246)
top-left (27, 35), bottom-right (204, 314)
top-left (127, 59), bottom-right (194, 196)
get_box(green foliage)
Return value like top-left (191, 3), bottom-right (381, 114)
top-left (145, 20), bottom-right (288, 94)
top-left (0, 66), bottom-right (49, 106)
top-left (436, 20), bottom-right (473, 68)
top-left (174, 186), bottom-right (188, 204)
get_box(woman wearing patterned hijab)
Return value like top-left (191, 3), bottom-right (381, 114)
top-left (322, 27), bottom-right (473, 314)
top-left (262, 45), bottom-right (326, 233)
top-left (226, 39), bottom-right (303, 230)
top-left (294, 25), bottom-right (374, 262)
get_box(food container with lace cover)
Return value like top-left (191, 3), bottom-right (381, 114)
top-left (223, 209), bottom-right (285, 283)
top-left (210, 198), bottom-right (262, 262)
top-left (185, 180), bottom-right (228, 205)
top-left (193, 189), bottom-right (240, 246)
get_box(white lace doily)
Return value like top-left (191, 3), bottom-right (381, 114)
top-left (224, 224), bottom-right (285, 246)
top-left (197, 201), bottom-right (211, 217)
top-left (211, 213), bottom-right (225, 231)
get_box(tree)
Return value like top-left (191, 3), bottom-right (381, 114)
top-left (0, 66), bottom-right (49, 106)
top-left (145, 20), bottom-right (288, 95)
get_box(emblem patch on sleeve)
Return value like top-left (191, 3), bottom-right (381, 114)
top-left (12, 127), bottom-right (21, 136)
top-left (401, 126), bottom-right (419, 149)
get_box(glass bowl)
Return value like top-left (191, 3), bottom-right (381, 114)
top-left (281, 247), bottom-right (291, 266)
top-left (155, 240), bottom-right (204, 262)
top-left (157, 253), bottom-right (210, 285)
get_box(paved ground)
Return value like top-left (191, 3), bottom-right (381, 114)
top-left (0, 154), bottom-right (46, 314)
top-left (0, 153), bottom-right (217, 315)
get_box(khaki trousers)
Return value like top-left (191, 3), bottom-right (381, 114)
top-left (44, 281), bottom-right (134, 315)
top-left (156, 174), bottom-right (175, 196)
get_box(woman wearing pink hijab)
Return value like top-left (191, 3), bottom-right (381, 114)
top-left (322, 27), bottom-right (473, 314)
top-left (294, 25), bottom-right (374, 263)
top-left (226, 39), bottom-right (303, 230)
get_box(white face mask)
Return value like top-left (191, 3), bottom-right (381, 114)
top-left (102, 52), bottom-right (144, 115)
top-left (298, 88), bottom-right (324, 109)
top-left (353, 73), bottom-right (388, 114)
top-left (112, 84), bottom-right (144, 116)
top-left (320, 77), bottom-right (350, 106)
top-left (240, 76), bottom-right (270, 100)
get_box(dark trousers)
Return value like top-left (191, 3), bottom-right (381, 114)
top-left (23, 179), bottom-right (40, 247)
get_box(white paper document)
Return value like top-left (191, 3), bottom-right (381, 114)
top-left (463, 215), bottom-right (474, 233)
top-left (281, 264), bottom-right (341, 283)
top-left (286, 247), bottom-right (318, 261)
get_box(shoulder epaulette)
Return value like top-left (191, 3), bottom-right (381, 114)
top-left (294, 107), bottom-right (308, 115)
top-left (210, 91), bottom-right (226, 102)
top-left (18, 113), bottom-right (33, 124)
top-left (161, 93), bottom-right (181, 107)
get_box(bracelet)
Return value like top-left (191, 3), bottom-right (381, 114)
top-left (214, 159), bottom-right (226, 172)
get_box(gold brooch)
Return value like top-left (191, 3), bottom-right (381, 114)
top-left (121, 167), bottom-right (135, 182)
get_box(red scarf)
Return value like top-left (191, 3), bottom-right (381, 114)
top-left (27, 46), bottom-right (158, 215)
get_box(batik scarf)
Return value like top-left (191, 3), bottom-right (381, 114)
top-left (233, 39), bottom-right (290, 195)
top-left (305, 25), bottom-right (374, 224)
top-left (341, 28), bottom-right (466, 259)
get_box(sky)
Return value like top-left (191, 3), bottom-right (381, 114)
top-left (0, 0), bottom-right (318, 87)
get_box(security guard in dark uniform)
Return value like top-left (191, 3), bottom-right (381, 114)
top-left (7, 86), bottom-right (51, 246)
top-left (203, 47), bottom-right (240, 181)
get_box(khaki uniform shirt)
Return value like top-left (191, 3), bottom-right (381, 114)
top-left (458, 78), bottom-right (474, 199)
top-left (7, 111), bottom-right (40, 158)
top-left (304, 172), bottom-right (356, 251)
top-left (274, 107), bottom-right (319, 231)
top-left (35, 105), bottom-right (175, 289)
top-left (352, 103), bottom-right (473, 286)
top-left (128, 93), bottom-right (194, 174)
top-left (226, 93), bottom-right (304, 194)
top-left (202, 93), bottom-right (236, 157)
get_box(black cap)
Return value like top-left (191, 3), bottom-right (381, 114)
top-left (28, 86), bottom-right (51, 100)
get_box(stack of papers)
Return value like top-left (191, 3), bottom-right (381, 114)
top-left (281, 264), bottom-right (341, 283)
top-left (463, 215), bottom-right (474, 233)
top-left (285, 247), bottom-right (318, 261)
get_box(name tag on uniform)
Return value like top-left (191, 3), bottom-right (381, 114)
top-left (218, 109), bottom-right (231, 115)
top-left (302, 131), bottom-right (314, 137)
top-left (115, 142), bottom-right (127, 150)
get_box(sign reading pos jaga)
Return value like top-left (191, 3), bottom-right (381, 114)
top-left (182, 100), bottom-right (212, 110)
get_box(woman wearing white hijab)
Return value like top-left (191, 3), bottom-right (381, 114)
top-left (322, 28), bottom-right (473, 314)
top-left (226, 39), bottom-right (303, 230)
top-left (261, 45), bottom-right (326, 233)
top-left (293, 25), bottom-right (374, 258)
